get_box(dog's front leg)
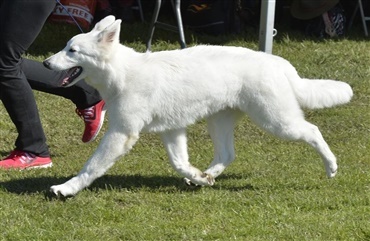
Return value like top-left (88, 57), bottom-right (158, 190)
top-left (50, 130), bottom-right (139, 197)
top-left (161, 128), bottom-right (215, 186)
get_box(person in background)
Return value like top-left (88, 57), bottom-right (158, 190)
top-left (0, 0), bottom-right (105, 169)
top-left (95, 0), bottom-right (136, 23)
top-left (290, 0), bottom-right (346, 38)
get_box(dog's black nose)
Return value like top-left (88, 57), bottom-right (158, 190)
top-left (43, 60), bottom-right (51, 69)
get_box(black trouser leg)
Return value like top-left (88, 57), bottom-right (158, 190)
top-left (0, 75), bottom-right (50, 156)
top-left (0, 0), bottom-right (56, 156)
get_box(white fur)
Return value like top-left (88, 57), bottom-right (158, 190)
top-left (44, 16), bottom-right (353, 197)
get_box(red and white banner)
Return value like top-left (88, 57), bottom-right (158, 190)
top-left (49, 0), bottom-right (97, 30)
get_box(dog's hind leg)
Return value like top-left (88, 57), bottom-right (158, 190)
top-left (287, 121), bottom-right (337, 178)
top-left (247, 105), bottom-right (337, 178)
top-left (202, 109), bottom-right (243, 181)
top-left (50, 130), bottom-right (139, 197)
top-left (161, 128), bottom-right (215, 186)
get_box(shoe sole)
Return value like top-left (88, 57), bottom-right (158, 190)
top-left (84, 109), bottom-right (106, 144)
top-left (24, 162), bottom-right (53, 170)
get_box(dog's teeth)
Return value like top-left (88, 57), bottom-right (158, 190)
top-left (70, 68), bottom-right (80, 77)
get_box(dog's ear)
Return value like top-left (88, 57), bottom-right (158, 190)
top-left (99, 19), bottom-right (122, 44)
top-left (92, 15), bottom-right (116, 32)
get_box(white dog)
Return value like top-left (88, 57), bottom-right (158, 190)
top-left (44, 16), bottom-right (353, 197)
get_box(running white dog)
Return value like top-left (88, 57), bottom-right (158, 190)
top-left (44, 16), bottom-right (353, 197)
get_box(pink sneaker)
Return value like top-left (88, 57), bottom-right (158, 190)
top-left (0, 150), bottom-right (52, 170)
top-left (76, 100), bottom-right (106, 143)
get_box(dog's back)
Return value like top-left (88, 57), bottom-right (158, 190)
top-left (119, 44), bottom-right (351, 114)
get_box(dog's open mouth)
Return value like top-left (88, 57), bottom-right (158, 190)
top-left (60, 66), bottom-right (83, 87)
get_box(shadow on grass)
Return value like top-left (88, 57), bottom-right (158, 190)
top-left (0, 173), bottom-right (257, 200)
top-left (0, 174), bottom-right (178, 194)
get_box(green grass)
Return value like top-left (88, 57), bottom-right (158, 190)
top-left (0, 21), bottom-right (369, 240)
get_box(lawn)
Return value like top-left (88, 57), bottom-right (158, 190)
top-left (0, 20), bottom-right (369, 241)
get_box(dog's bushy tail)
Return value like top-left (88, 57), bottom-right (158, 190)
top-left (288, 70), bottom-right (353, 109)
top-left (296, 78), bottom-right (353, 109)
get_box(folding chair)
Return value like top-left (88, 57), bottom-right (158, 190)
top-left (133, 0), bottom-right (144, 22)
top-left (146, 0), bottom-right (186, 51)
top-left (349, 0), bottom-right (370, 36)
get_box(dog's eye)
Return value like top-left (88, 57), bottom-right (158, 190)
top-left (69, 48), bottom-right (77, 53)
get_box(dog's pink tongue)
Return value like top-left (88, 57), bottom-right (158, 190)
top-left (61, 77), bottom-right (70, 86)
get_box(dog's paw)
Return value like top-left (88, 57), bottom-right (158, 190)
top-left (184, 177), bottom-right (200, 188)
top-left (184, 178), bottom-right (198, 187)
top-left (184, 173), bottom-right (215, 187)
top-left (50, 184), bottom-right (76, 198)
top-left (325, 164), bottom-right (338, 178)
top-left (201, 173), bottom-right (215, 186)
top-left (327, 168), bottom-right (337, 178)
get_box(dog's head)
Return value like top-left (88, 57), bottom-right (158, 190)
top-left (43, 15), bottom-right (122, 87)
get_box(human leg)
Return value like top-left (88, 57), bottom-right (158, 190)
top-left (0, 0), bottom-right (56, 159)
top-left (21, 59), bottom-right (106, 143)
